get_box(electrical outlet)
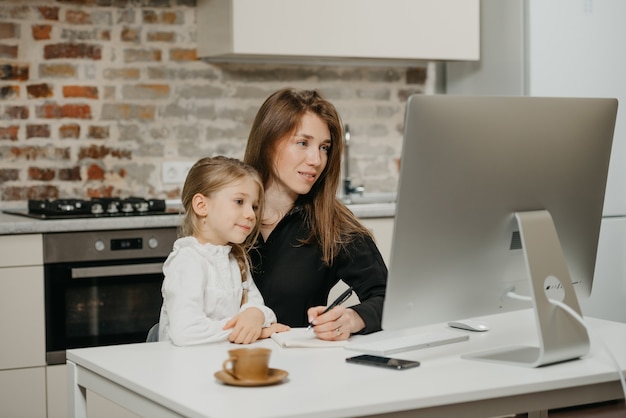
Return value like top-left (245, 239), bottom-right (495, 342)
top-left (162, 161), bottom-right (194, 184)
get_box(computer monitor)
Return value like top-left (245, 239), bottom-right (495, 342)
top-left (383, 95), bottom-right (617, 366)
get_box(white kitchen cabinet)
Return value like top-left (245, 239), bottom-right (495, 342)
top-left (0, 233), bottom-right (43, 267)
top-left (46, 365), bottom-right (67, 418)
top-left (360, 217), bottom-right (394, 266)
top-left (0, 367), bottom-right (47, 417)
top-left (0, 235), bottom-right (45, 370)
top-left (0, 266), bottom-right (45, 369)
top-left (328, 216), bottom-right (394, 305)
top-left (446, 0), bottom-right (626, 324)
top-left (0, 234), bottom-right (46, 417)
top-left (197, 0), bottom-right (479, 64)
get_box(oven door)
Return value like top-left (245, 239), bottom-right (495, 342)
top-left (45, 258), bottom-right (165, 365)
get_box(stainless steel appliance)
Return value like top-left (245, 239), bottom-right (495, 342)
top-left (44, 228), bottom-right (177, 364)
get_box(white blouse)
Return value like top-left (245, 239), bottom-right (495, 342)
top-left (158, 236), bottom-right (276, 346)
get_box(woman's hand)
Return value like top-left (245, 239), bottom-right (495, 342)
top-left (307, 306), bottom-right (365, 341)
top-left (223, 308), bottom-right (265, 344)
top-left (260, 322), bottom-right (291, 339)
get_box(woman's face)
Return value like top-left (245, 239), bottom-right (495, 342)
top-left (270, 112), bottom-right (331, 198)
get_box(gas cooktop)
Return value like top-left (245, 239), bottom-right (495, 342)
top-left (4, 197), bottom-right (179, 220)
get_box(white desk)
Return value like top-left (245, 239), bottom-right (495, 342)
top-left (67, 309), bottom-right (626, 418)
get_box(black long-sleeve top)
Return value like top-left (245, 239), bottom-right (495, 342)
top-left (250, 205), bottom-right (388, 334)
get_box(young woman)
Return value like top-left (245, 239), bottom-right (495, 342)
top-left (244, 88), bottom-right (387, 341)
top-left (158, 156), bottom-right (288, 346)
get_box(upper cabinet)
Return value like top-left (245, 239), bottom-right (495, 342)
top-left (197, 0), bottom-right (480, 65)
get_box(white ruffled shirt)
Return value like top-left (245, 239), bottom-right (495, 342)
top-left (158, 236), bottom-right (276, 346)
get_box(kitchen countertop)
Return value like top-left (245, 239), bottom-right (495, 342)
top-left (0, 202), bottom-right (395, 235)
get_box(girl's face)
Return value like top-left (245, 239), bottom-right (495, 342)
top-left (269, 112), bottom-right (331, 199)
top-left (193, 177), bottom-right (260, 245)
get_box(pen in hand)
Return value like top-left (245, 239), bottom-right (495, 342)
top-left (306, 287), bottom-right (353, 331)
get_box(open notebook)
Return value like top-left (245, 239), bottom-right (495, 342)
top-left (271, 328), bottom-right (349, 348)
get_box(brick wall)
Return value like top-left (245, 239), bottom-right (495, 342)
top-left (0, 0), bottom-right (431, 208)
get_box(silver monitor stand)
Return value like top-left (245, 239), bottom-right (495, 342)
top-left (463, 210), bottom-right (590, 367)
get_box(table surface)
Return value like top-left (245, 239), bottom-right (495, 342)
top-left (67, 309), bottom-right (626, 418)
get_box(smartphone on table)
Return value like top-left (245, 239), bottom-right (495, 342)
top-left (345, 354), bottom-right (420, 370)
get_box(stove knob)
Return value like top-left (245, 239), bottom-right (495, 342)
top-left (108, 202), bottom-right (119, 214)
top-left (148, 237), bottom-right (159, 249)
top-left (91, 203), bottom-right (104, 215)
top-left (95, 240), bottom-right (105, 252)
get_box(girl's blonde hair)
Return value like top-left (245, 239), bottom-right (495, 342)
top-left (244, 88), bottom-right (372, 265)
top-left (180, 156), bottom-right (264, 279)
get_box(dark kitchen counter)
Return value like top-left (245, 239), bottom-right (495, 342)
top-left (0, 201), bottom-right (394, 236)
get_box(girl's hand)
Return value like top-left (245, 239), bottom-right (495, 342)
top-left (307, 306), bottom-right (365, 341)
top-left (260, 322), bottom-right (291, 339)
top-left (223, 308), bottom-right (265, 344)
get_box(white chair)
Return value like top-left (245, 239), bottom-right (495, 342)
top-left (146, 323), bottom-right (159, 342)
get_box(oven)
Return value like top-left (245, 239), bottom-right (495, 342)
top-left (43, 228), bottom-right (177, 365)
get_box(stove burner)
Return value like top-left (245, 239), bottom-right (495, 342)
top-left (26, 197), bottom-right (168, 218)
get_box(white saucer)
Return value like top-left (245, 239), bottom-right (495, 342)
top-left (214, 368), bottom-right (288, 387)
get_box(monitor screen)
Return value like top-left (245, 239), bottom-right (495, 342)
top-left (383, 95), bottom-right (617, 332)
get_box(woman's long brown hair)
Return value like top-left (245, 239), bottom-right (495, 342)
top-left (244, 88), bottom-right (372, 265)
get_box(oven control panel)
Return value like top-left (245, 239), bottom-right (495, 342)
top-left (110, 237), bottom-right (143, 251)
top-left (43, 228), bottom-right (177, 263)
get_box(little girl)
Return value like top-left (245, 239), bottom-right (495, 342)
top-left (158, 156), bottom-right (288, 346)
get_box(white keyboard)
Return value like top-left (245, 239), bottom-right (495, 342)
top-left (345, 330), bottom-right (469, 355)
